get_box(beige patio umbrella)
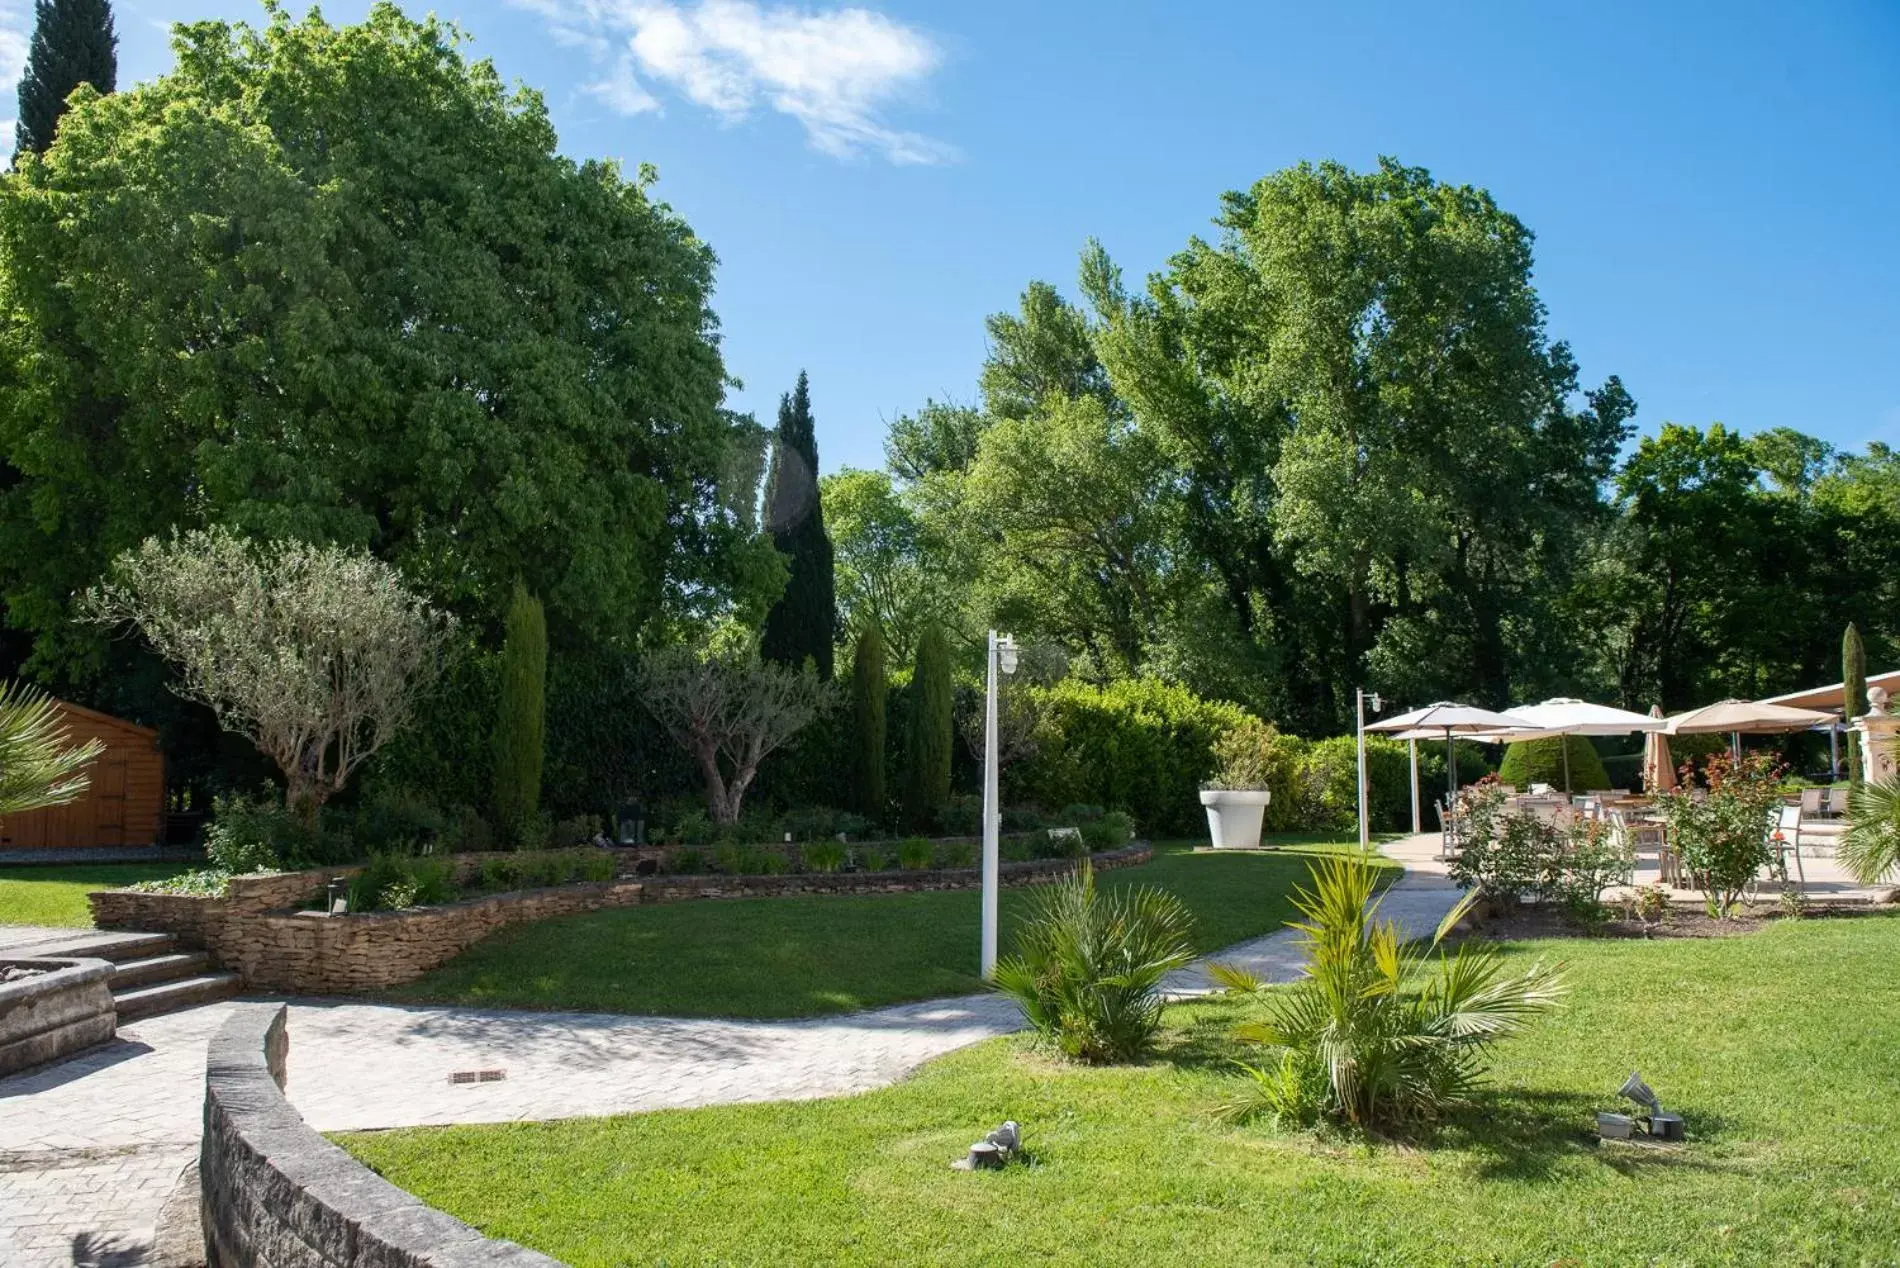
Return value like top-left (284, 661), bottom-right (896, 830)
top-left (1664, 698), bottom-right (1835, 761)
top-left (1642, 704), bottom-right (1676, 793)
top-left (1367, 702), bottom-right (1527, 816)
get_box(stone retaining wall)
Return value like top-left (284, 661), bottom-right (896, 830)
top-left (92, 844), bottom-right (1153, 996)
top-left (200, 1002), bottom-right (561, 1267)
top-left (0, 956), bottom-right (116, 1077)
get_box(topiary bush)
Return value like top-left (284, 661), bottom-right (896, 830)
top-left (904, 624), bottom-right (954, 828)
top-left (850, 624), bottom-right (888, 819)
top-left (1497, 735), bottom-right (1611, 792)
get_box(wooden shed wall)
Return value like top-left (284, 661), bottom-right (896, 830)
top-left (0, 702), bottom-right (166, 850)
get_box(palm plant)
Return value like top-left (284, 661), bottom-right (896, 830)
top-left (1223, 852), bottom-right (1565, 1131)
top-left (0, 681), bottom-right (105, 817)
top-left (1841, 779), bottom-right (1900, 885)
top-left (992, 862), bottom-right (1196, 1063)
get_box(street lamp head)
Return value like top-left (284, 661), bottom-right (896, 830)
top-left (998, 634), bottom-right (1019, 675)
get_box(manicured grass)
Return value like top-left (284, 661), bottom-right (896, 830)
top-left (0, 863), bottom-right (190, 927)
top-left (388, 837), bottom-right (1380, 1019)
top-left (344, 914), bottom-right (1900, 1266)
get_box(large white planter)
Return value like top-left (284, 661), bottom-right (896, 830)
top-left (1199, 788), bottom-right (1272, 850)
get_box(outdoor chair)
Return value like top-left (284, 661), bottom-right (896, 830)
top-left (1769, 804), bottom-right (1806, 889)
top-left (1799, 787), bottom-right (1825, 818)
top-left (1817, 786), bottom-right (1846, 818)
top-left (1609, 808), bottom-right (1674, 885)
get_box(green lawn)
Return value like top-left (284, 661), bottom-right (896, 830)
top-left (389, 837), bottom-right (1376, 1019)
top-left (0, 863), bottom-right (190, 927)
top-left (344, 913), bottom-right (1900, 1267)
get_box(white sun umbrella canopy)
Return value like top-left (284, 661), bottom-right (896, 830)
top-left (1366, 703), bottom-right (1527, 809)
top-left (1496, 697), bottom-right (1667, 793)
top-left (1665, 698), bottom-right (1836, 761)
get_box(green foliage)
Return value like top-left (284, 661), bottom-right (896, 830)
top-left (668, 848), bottom-right (707, 875)
top-left (1080, 810), bottom-right (1136, 851)
top-left (802, 840), bottom-right (847, 873)
top-left (1844, 622), bottom-right (1866, 784)
top-left (349, 853), bottom-right (456, 912)
top-left (350, 785), bottom-right (446, 855)
top-left (551, 815), bottom-right (600, 848)
top-left (1841, 779), bottom-right (1900, 886)
top-left (12, 0), bottom-right (117, 158)
top-left (992, 862), bottom-right (1196, 1063)
top-left (849, 625), bottom-right (889, 818)
top-left (204, 788), bottom-right (354, 871)
top-left (0, 3), bottom-right (778, 687)
top-left (904, 624), bottom-right (954, 827)
top-left (128, 868), bottom-right (231, 898)
top-left (1448, 783), bottom-right (1632, 918)
top-left (1008, 678), bottom-right (1249, 836)
top-left (1654, 752), bottom-right (1784, 917)
top-left (492, 584), bottom-right (547, 844)
top-left (0, 679), bottom-right (103, 818)
top-left (937, 840), bottom-right (977, 869)
top-left (1225, 853), bottom-right (1565, 1129)
top-left (761, 372), bottom-right (837, 679)
top-left (1496, 735), bottom-right (1611, 792)
top-left (854, 845), bottom-right (890, 873)
top-left (475, 848), bottom-right (615, 892)
top-left (897, 837), bottom-right (935, 870)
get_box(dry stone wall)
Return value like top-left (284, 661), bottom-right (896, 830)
top-left (90, 844), bottom-right (1153, 996)
top-left (200, 1002), bottom-right (562, 1267)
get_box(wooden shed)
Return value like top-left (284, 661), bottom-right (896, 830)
top-left (0, 700), bottom-right (166, 850)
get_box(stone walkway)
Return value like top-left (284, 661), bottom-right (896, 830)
top-left (0, 837), bottom-right (1459, 1266)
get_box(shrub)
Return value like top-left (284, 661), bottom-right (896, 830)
top-left (1008, 678), bottom-right (1249, 837)
top-left (670, 848), bottom-right (708, 875)
top-left (803, 840), bottom-right (847, 872)
top-left (205, 789), bottom-right (352, 872)
top-left (855, 845), bottom-right (890, 872)
top-left (779, 805), bottom-right (847, 842)
top-left (1000, 835), bottom-right (1035, 863)
top-left (1497, 735), bottom-right (1611, 793)
top-left (1655, 751), bottom-right (1785, 917)
top-left (939, 794), bottom-right (982, 836)
top-left (904, 624), bottom-right (954, 827)
top-left (492, 583), bottom-right (547, 843)
top-left (992, 862), bottom-right (1196, 1063)
top-left (897, 836), bottom-right (936, 870)
top-left (851, 625), bottom-right (888, 818)
top-left (551, 814), bottom-right (600, 848)
top-left (439, 804), bottom-right (494, 852)
top-left (352, 785), bottom-right (446, 854)
top-left (1449, 781), bottom-right (1632, 918)
top-left (1081, 810), bottom-right (1136, 850)
top-left (938, 840), bottom-right (977, 869)
top-left (349, 854), bottom-right (455, 912)
top-left (1058, 803), bottom-right (1106, 825)
top-left (1223, 853), bottom-right (1565, 1130)
top-left (129, 868), bottom-right (232, 897)
top-left (672, 809), bottom-right (717, 846)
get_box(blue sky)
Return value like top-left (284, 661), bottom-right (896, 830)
top-left (6, 0), bottom-right (1896, 473)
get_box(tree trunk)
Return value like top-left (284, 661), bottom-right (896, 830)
top-left (696, 742), bottom-right (738, 825)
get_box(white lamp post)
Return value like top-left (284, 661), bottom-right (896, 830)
top-left (981, 630), bottom-right (1018, 979)
top-left (1355, 688), bottom-right (1382, 851)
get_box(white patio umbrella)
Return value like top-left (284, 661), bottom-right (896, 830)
top-left (1665, 698), bottom-right (1835, 760)
top-left (1366, 702), bottom-right (1527, 816)
top-left (1495, 697), bottom-right (1666, 794)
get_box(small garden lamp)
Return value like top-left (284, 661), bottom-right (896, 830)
top-left (981, 631), bottom-right (1018, 979)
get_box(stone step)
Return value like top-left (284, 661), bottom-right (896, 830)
top-left (110, 950), bottom-right (214, 991)
top-left (15, 929), bottom-right (177, 964)
top-left (114, 972), bottom-right (241, 1023)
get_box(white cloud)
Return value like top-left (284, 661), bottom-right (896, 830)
top-left (517, 0), bottom-right (953, 164)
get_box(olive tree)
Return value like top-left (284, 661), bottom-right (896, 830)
top-left (85, 528), bottom-right (454, 820)
top-left (641, 638), bottom-right (834, 825)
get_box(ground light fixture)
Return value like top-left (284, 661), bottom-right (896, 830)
top-left (980, 632), bottom-right (1018, 979)
top-left (1598, 1071), bottom-right (1685, 1142)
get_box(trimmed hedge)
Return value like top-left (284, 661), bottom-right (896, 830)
top-left (1007, 678), bottom-right (1249, 836)
top-left (1497, 735), bottom-right (1612, 792)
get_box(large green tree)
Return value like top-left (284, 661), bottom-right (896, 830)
top-left (760, 372), bottom-right (837, 678)
top-left (0, 3), bottom-right (777, 682)
top-left (12, 0), bottom-right (116, 158)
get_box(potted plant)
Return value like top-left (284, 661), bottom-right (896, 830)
top-left (1199, 718), bottom-right (1278, 849)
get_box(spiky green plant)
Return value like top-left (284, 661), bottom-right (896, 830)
top-left (1841, 779), bottom-right (1900, 885)
top-left (0, 681), bottom-right (104, 817)
top-left (992, 861), bottom-right (1196, 1063)
top-left (1222, 852), bottom-right (1565, 1131)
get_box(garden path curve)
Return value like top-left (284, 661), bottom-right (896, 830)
top-left (0, 836), bottom-right (1457, 1266)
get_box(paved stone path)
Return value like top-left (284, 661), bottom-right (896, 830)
top-left (0, 838), bottom-right (1459, 1266)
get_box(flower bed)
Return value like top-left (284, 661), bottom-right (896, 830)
top-left (87, 844), bottom-right (1153, 996)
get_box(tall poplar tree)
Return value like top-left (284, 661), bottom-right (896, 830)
top-left (905, 623), bottom-right (953, 827)
top-left (13, 0), bottom-right (117, 158)
top-left (492, 583), bottom-right (547, 842)
top-left (761, 372), bottom-right (838, 678)
top-left (850, 624), bottom-right (888, 819)
top-left (1844, 621), bottom-right (1867, 785)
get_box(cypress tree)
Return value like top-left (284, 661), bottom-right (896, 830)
top-left (905, 623), bottom-right (953, 827)
top-left (1844, 622), bottom-right (1866, 785)
top-left (13, 0), bottom-right (117, 159)
top-left (492, 583), bottom-right (547, 843)
top-left (760, 371), bottom-right (837, 678)
top-left (851, 623), bottom-right (888, 819)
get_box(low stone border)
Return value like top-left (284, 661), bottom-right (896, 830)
top-left (92, 845), bottom-right (1153, 995)
top-left (0, 956), bottom-right (116, 1077)
top-left (200, 1002), bottom-right (561, 1267)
